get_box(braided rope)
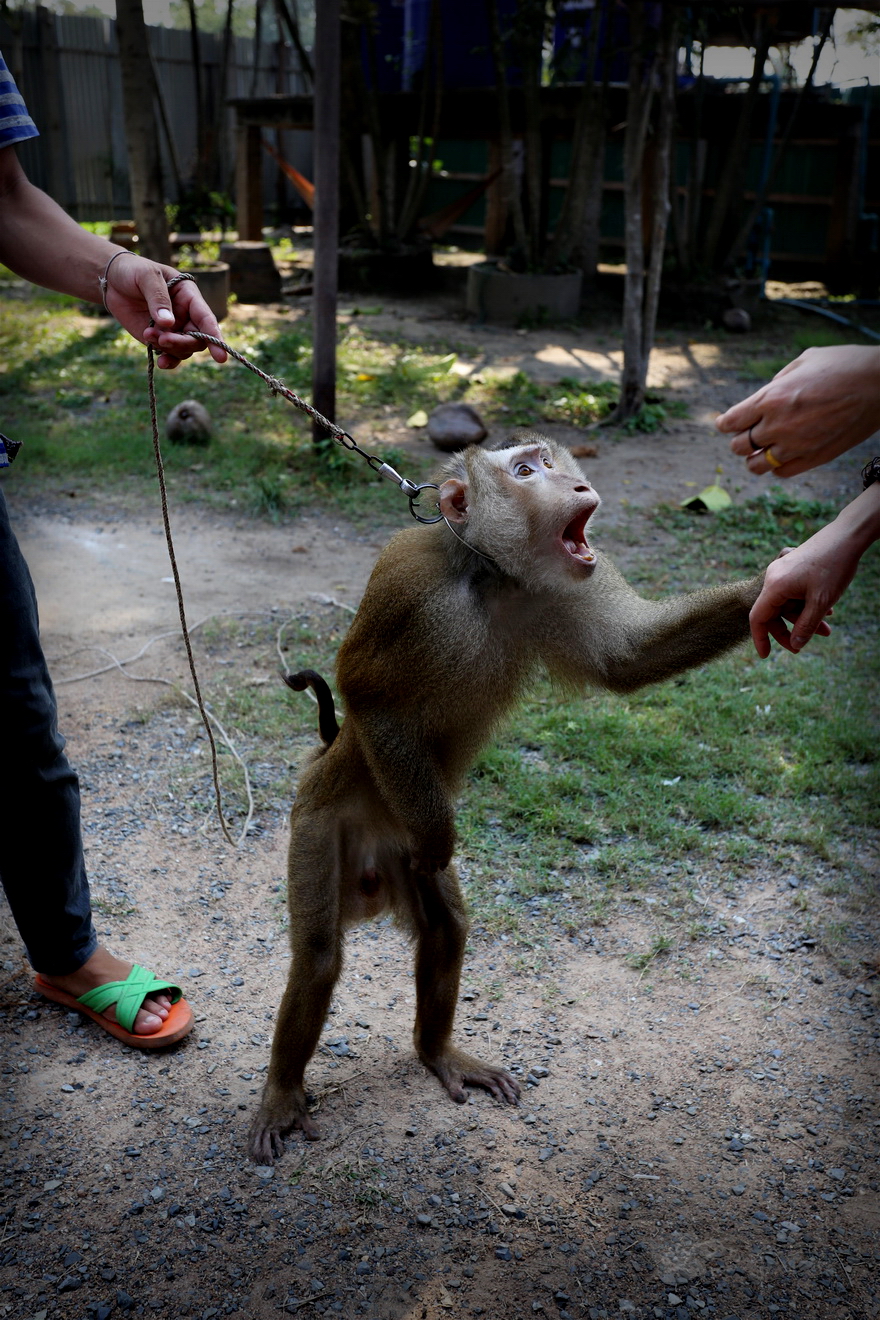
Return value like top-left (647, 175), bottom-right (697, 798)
top-left (147, 344), bottom-right (236, 847)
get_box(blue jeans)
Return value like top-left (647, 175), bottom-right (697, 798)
top-left (0, 485), bottom-right (97, 973)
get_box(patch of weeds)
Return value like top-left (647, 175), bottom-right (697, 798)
top-left (489, 371), bottom-right (639, 430)
top-left (627, 933), bottom-right (674, 970)
top-left (457, 490), bottom-right (876, 935)
top-left (619, 394), bottom-right (689, 434)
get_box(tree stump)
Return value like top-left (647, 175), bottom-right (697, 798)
top-left (219, 241), bottom-right (282, 303)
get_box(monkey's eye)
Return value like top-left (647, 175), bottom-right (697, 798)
top-left (514, 461), bottom-right (536, 478)
top-left (542, 456), bottom-right (553, 469)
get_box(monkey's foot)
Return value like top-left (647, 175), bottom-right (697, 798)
top-left (421, 1046), bottom-right (520, 1107)
top-left (248, 1086), bottom-right (321, 1164)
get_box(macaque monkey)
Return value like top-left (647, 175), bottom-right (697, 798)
top-left (249, 432), bottom-right (763, 1163)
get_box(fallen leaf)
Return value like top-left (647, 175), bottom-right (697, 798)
top-left (681, 484), bottom-right (732, 513)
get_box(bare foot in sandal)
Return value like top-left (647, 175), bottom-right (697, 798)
top-left (40, 946), bottom-right (175, 1034)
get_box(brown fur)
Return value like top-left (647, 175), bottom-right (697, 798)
top-left (249, 435), bottom-right (762, 1162)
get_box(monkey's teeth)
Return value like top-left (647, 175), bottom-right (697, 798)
top-left (563, 535), bottom-right (594, 563)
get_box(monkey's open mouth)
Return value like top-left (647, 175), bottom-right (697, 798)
top-left (561, 509), bottom-right (596, 565)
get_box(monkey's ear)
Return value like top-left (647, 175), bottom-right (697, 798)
top-left (438, 477), bottom-right (469, 523)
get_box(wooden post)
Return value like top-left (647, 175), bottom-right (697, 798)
top-left (235, 122), bottom-right (264, 240)
top-left (311, 0), bottom-right (340, 441)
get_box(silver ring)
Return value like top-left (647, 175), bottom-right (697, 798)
top-left (748, 425), bottom-right (763, 452)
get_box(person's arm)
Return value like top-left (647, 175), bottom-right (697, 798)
top-left (0, 144), bottom-right (226, 369)
top-left (716, 345), bottom-right (880, 477)
top-left (749, 482), bottom-right (880, 657)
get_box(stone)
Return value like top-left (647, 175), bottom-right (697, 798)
top-left (722, 307), bottom-right (751, 332)
top-left (426, 403), bottom-right (487, 453)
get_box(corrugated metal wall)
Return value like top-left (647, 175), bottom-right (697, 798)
top-left (0, 11), bottom-right (311, 222)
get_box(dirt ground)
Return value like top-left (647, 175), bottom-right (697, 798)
top-left (0, 292), bottom-right (878, 1320)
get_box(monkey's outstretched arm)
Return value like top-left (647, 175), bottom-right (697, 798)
top-left (595, 564), bottom-right (763, 692)
top-left (542, 560), bottom-right (763, 694)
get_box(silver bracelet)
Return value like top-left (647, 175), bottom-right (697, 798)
top-left (98, 249), bottom-right (135, 310)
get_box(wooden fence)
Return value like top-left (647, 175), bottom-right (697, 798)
top-left (0, 8), bottom-right (311, 222)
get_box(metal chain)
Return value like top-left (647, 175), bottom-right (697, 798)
top-left (186, 331), bottom-right (442, 523)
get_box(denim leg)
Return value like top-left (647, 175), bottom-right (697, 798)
top-left (0, 486), bottom-right (97, 973)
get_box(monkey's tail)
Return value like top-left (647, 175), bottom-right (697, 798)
top-left (283, 668), bottom-right (340, 746)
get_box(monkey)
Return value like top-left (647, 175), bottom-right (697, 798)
top-left (248, 432), bottom-right (764, 1163)
top-left (165, 399), bottom-right (212, 446)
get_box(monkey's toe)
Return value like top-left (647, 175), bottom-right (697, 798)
top-left (248, 1101), bottom-right (322, 1163)
top-left (248, 1125), bottom-right (285, 1166)
top-left (425, 1048), bottom-right (520, 1108)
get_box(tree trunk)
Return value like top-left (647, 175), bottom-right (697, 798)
top-left (486, 0), bottom-right (528, 258)
top-left (518, 0), bottom-right (544, 269)
top-left (311, 0), bottom-right (340, 441)
top-left (640, 8), bottom-right (677, 367)
top-left (184, 0), bottom-right (207, 191)
top-left (114, 0), bottom-right (170, 264)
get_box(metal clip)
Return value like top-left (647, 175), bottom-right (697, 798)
top-left (407, 482), bottom-right (443, 524)
top-left (375, 461), bottom-right (406, 486)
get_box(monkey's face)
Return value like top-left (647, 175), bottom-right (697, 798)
top-left (440, 438), bottom-right (600, 588)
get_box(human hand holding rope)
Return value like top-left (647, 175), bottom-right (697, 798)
top-left (100, 249), bottom-right (228, 370)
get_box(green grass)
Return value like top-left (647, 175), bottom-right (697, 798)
top-left (485, 370), bottom-right (687, 433)
top-left (0, 287), bottom-right (687, 530)
top-left (0, 285), bottom-right (441, 526)
top-left (739, 325), bottom-right (856, 381)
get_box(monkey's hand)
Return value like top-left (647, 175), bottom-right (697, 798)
top-left (421, 1045), bottom-right (521, 1107)
top-left (249, 1084), bottom-right (320, 1164)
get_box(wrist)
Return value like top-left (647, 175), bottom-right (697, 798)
top-left (832, 483), bottom-right (880, 556)
top-left (99, 247), bottom-right (139, 309)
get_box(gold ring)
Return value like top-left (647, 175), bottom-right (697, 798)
top-left (764, 447), bottom-right (782, 469)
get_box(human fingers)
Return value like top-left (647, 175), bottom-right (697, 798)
top-left (171, 280), bottom-right (228, 362)
top-left (749, 577), bottom-right (802, 656)
top-left (715, 387), bottom-right (765, 436)
top-left (128, 262), bottom-right (178, 329)
top-left (139, 278), bottom-right (227, 364)
top-left (787, 596), bottom-right (831, 652)
top-left (777, 600), bottom-right (832, 636)
top-left (742, 445), bottom-right (794, 476)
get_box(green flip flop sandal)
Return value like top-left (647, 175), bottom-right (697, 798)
top-left (35, 963), bottom-right (194, 1049)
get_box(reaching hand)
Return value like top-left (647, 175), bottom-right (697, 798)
top-left (749, 541), bottom-right (840, 658)
top-left (716, 345), bottom-right (880, 477)
top-left (103, 252), bottom-right (228, 371)
top-left (748, 482), bottom-right (880, 656)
